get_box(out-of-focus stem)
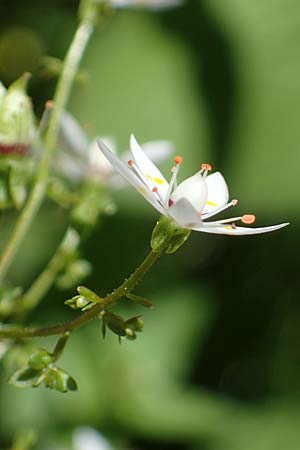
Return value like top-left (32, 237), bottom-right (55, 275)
top-left (0, 20), bottom-right (94, 282)
top-left (18, 228), bottom-right (76, 319)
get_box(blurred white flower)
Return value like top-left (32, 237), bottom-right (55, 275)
top-left (73, 427), bottom-right (114, 450)
top-left (57, 111), bottom-right (173, 188)
top-left (110, 0), bottom-right (184, 10)
top-left (98, 134), bottom-right (289, 235)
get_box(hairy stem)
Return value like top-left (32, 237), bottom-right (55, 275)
top-left (0, 20), bottom-right (94, 282)
top-left (0, 249), bottom-right (161, 339)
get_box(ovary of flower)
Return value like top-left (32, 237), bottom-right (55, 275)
top-left (97, 134), bottom-right (289, 236)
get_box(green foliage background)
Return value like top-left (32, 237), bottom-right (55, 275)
top-left (0, 0), bottom-right (298, 449)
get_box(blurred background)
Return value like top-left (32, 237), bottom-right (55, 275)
top-left (0, 0), bottom-right (299, 449)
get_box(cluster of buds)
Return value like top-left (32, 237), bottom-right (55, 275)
top-left (9, 346), bottom-right (77, 393)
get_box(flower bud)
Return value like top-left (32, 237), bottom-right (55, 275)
top-left (28, 348), bottom-right (53, 371)
top-left (0, 73), bottom-right (35, 154)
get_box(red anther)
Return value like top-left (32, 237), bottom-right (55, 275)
top-left (232, 199), bottom-right (238, 206)
top-left (174, 155), bottom-right (183, 165)
top-left (152, 187), bottom-right (158, 193)
top-left (201, 163), bottom-right (212, 171)
top-left (168, 199), bottom-right (174, 207)
top-left (241, 214), bottom-right (256, 224)
top-left (128, 159), bottom-right (134, 166)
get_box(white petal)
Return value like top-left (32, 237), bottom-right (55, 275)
top-left (168, 198), bottom-right (202, 228)
top-left (171, 172), bottom-right (208, 214)
top-left (59, 111), bottom-right (89, 158)
top-left (130, 134), bottom-right (169, 201)
top-left (141, 140), bottom-right (173, 163)
top-left (88, 138), bottom-right (113, 177)
top-left (97, 139), bottom-right (164, 213)
top-left (202, 172), bottom-right (229, 215)
top-left (193, 222), bottom-right (289, 235)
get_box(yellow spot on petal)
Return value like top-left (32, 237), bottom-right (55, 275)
top-left (224, 226), bottom-right (233, 231)
top-left (145, 173), bottom-right (164, 185)
top-left (206, 200), bottom-right (217, 207)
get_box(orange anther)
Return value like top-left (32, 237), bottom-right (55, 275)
top-left (201, 163), bottom-right (212, 171)
top-left (232, 199), bottom-right (238, 206)
top-left (174, 155), bottom-right (183, 165)
top-left (128, 159), bottom-right (134, 166)
top-left (241, 214), bottom-right (256, 224)
top-left (45, 100), bottom-right (54, 109)
top-left (152, 187), bottom-right (158, 193)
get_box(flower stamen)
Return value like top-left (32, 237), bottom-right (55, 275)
top-left (241, 214), bottom-right (256, 224)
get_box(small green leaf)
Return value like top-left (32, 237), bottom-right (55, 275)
top-left (126, 292), bottom-right (153, 309)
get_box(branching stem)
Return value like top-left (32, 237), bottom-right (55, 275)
top-left (0, 249), bottom-right (161, 339)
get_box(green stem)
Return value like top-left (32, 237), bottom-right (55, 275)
top-left (18, 227), bottom-right (76, 318)
top-left (0, 249), bottom-right (161, 339)
top-left (0, 20), bottom-right (94, 282)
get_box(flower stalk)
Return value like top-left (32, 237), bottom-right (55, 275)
top-left (0, 246), bottom-right (163, 339)
top-left (0, 16), bottom-right (95, 282)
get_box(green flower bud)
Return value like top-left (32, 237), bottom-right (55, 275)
top-left (151, 215), bottom-right (191, 254)
top-left (65, 294), bottom-right (90, 310)
top-left (43, 367), bottom-right (77, 393)
top-left (28, 348), bottom-right (53, 371)
top-left (77, 285), bottom-right (102, 304)
top-left (125, 315), bottom-right (144, 332)
top-left (0, 73), bottom-right (35, 154)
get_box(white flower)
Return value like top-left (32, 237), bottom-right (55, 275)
top-left (57, 112), bottom-right (173, 187)
top-left (97, 134), bottom-right (289, 235)
top-left (110, 0), bottom-right (184, 10)
top-left (73, 427), bottom-right (113, 450)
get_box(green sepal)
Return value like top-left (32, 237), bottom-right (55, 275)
top-left (101, 316), bottom-right (107, 339)
top-left (165, 228), bottom-right (191, 254)
top-left (151, 215), bottom-right (191, 254)
top-left (28, 349), bottom-right (53, 371)
top-left (9, 366), bottom-right (42, 388)
top-left (125, 292), bottom-right (153, 309)
top-left (101, 310), bottom-right (127, 337)
top-left (77, 285), bottom-right (102, 304)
